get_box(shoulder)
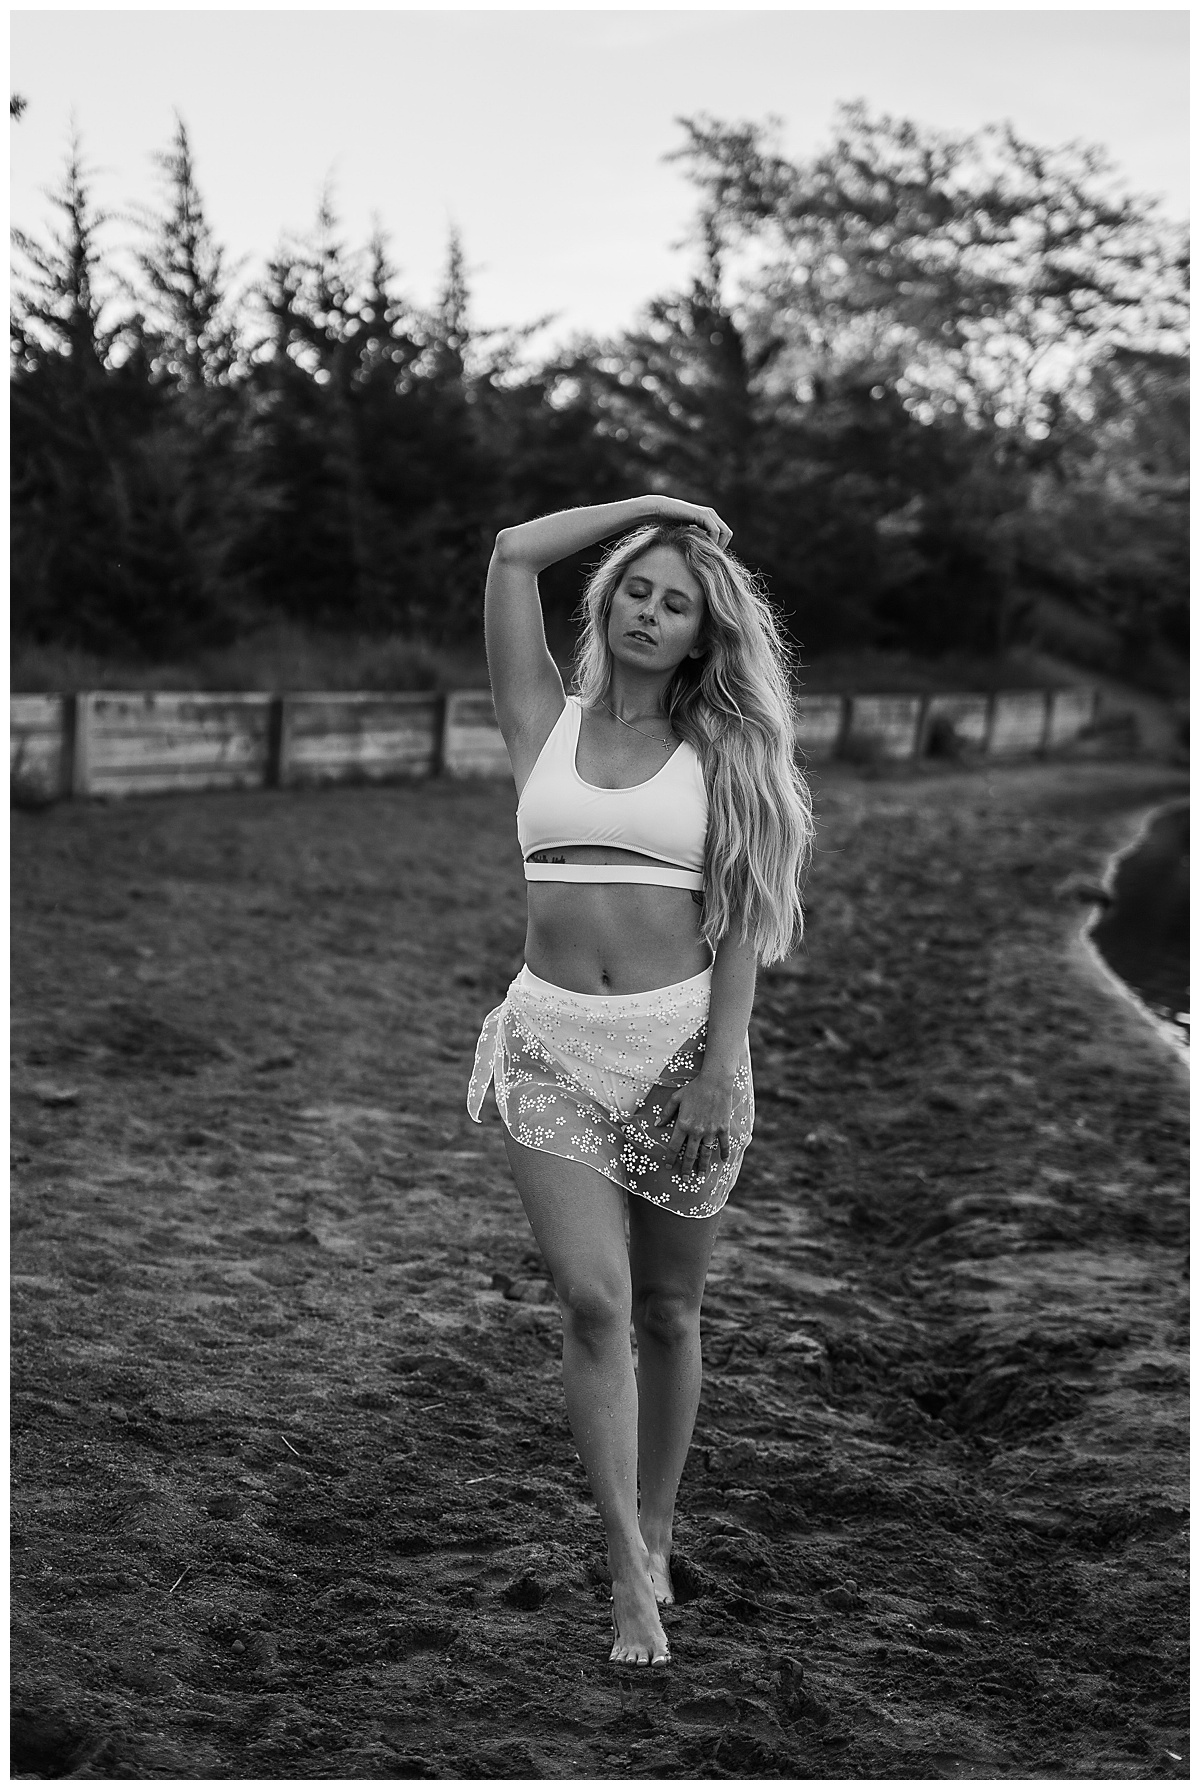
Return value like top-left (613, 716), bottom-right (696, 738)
top-left (678, 732), bottom-right (704, 765)
top-left (676, 734), bottom-right (709, 791)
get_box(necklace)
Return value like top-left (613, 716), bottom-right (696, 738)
top-left (601, 699), bottom-right (673, 746)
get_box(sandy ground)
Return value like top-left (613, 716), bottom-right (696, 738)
top-left (10, 756), bottom-right (1189, 1781)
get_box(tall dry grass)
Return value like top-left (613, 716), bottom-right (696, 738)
top-left (11, 621), bottom-right (490, 696)
top-left (14, 625), bottom-right (1056, 700)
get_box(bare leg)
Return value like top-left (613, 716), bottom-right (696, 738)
top-left (628, 1195), bottom-right (722, 1604)
top-left (502, 1132), bottom-right (668, 1665)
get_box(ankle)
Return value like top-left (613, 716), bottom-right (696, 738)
top-left (638, 1514), bottom-right (673, 1560)
top-left (607, 1535), bottom-right (651, 1583)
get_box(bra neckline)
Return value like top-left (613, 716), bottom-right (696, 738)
top-left (568, 696), bottom-right (686, 794)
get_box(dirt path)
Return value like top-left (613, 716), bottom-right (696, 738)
top-left (11, 758), bottom-right (1188, 1780)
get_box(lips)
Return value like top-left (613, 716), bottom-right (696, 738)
top-left (626, 630), bottom-right (656, 645)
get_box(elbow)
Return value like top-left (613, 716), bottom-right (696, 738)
top-left (492, 526), bottom-right (544, 572)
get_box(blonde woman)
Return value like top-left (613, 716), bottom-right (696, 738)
top-left (468, 495), bottom-right (812, 1667)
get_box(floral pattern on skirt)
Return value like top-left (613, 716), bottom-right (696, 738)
top-left (467, 964), bottom-right (753, 1219)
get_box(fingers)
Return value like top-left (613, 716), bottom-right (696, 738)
top-left (666, 1119), bottom-right (688, 1164)
top-left (699, 507), bottom-right (733, 549)
top-left (658, 496), bottom-right (733, 549)
top-left (670, 1125), bottom-right (731, 1175)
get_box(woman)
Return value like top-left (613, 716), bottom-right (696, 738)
top-left (468, 494), bottom-right (812, 1667)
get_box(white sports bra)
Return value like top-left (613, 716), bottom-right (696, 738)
top-left (516, 696), bottom-right (707, 890)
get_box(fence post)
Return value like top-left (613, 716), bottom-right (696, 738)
top-left (60, 693), bottom-right (79, 798)
top-left (982, 691), bottom-right (997, 756)
top-left (265, 695), bottom-right (286, 788)
top-left (1037, 688), bottom-right (1053, 755)
top-left (432, 692), bottom-right (449, 777)
top-left (834, 693), bottom-right (852, 758)
top-left (913, 693), bottom-right (930, 759)
top-left (70, 693), bottom-right (92, 797)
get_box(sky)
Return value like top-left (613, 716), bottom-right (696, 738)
top-left (9, 7), bottom-right (1190, 352)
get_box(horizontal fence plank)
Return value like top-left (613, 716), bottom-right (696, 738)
top-left (284, 692), bottom-right (441, 737)
top-left (86, 764), bottom-right (272, 797)
top-left (86, 692), bottom-right (273, 727)
top-left (84, 733), bottom-right (268, 770)
top-left (285, 733), bottom-right (439, 765)
top-left (284, 737), bottom-right (438, 782)
top-left (11, 694), bottom-right (65, 734)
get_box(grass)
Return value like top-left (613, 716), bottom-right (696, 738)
top-left (792, 645), bottom-right (1063, 695)
top-left (14, 626), bottom-right (1076, 701)
top-left (11, 621), bottom-right (490, 697)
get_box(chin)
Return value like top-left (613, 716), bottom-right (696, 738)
top-left (612, 641), bottom-right (656, 667)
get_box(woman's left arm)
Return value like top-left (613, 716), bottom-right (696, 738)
top-left (661, 927), bottom-right (757, 1176)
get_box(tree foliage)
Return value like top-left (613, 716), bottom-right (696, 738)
top-left (673, 104), bottom-right (1188, 440)
top-left (10, 107), bottom-right (1189, 687)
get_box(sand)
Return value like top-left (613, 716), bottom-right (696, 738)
top-left (10, 755), bottom-right (1188, 1780)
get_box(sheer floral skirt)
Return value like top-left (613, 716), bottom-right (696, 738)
top-left (467, 963), bottom-right (753, 1219)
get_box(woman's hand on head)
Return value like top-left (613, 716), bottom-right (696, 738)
top-left (644, 495), bottom-right (733, 550)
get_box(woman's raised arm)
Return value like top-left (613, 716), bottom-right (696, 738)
top-left (484, 495), bottom-right (732, 753)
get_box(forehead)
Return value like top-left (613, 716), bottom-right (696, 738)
top-left (624, 545), bottom-right (704, 604)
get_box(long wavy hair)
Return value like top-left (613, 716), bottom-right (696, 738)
top-left (572, 523), bottom-right (813, 965)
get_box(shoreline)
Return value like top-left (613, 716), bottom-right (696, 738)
top-left (1080, 799), bottom-right (1190, 1071)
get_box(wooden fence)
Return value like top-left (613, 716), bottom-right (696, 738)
top-left (11, 685), bottom-right (1101, 802)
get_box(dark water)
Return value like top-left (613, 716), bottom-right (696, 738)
top-left (1091, 802), bottom-right (1189, 1044)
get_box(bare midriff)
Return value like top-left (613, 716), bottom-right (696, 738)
top-left (524, 845), bottom-right (711, 996)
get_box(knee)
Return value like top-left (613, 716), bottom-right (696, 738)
top-left (556, 1275), bottom-right (629, 1349)
top-left (633, 1286), bottom-right (698, 1349)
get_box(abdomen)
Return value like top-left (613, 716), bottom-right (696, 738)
top-left (524, 880), bottom-right (709, 995)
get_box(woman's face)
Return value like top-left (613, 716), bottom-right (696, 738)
top-left (606, 545), bottom-right (707, 677)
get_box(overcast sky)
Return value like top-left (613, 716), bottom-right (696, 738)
top-left (10, 8), bottom-right (1189, 351)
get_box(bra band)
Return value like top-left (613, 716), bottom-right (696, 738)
top-left (524, 861), bottom-right (704, 892)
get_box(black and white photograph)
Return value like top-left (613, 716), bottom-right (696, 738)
top-left (10, 5), bottom-right (1189, 1780)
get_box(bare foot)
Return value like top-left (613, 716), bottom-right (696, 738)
top-left (645, 1548), bottom-right (675, 1606)
top-left (609, 1569), bottom-right (670, 1666)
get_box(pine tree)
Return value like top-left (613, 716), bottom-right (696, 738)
top-left (11, 134), bottom-right (151, 647)
top-left (132, 114), bottom-right (241, 389)
top-left (253, 194), bottom-right (438, 630)
top-left (425, 223), bottom-right (471, 387)
top-left (13, 130), bottom-right (266, 654)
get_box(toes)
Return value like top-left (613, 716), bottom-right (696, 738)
top-left (610, 1634), bottom-right (664, 1666)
